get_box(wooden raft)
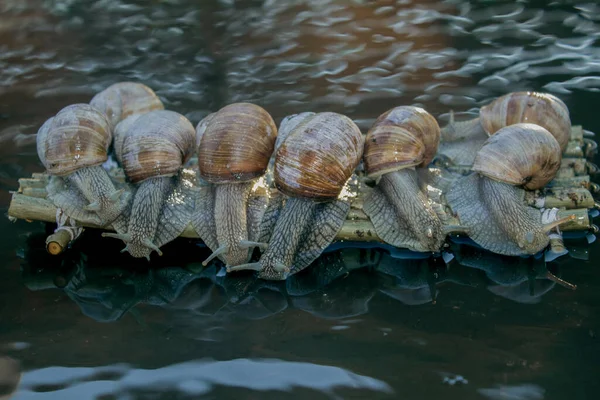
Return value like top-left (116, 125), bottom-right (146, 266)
top-left (7, 126), bottom-right (599, 255)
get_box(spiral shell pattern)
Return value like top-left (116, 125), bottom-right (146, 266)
top-left (473, 123), bottom-right (562, 190)
top-left (90, 82), bottom-right (164, 129)
top-left (363, 106), bottom-right (440, 178)
top-left (275, 112), bottom-right (363, 201)
top-left (198, 103), bottom-right (277, 183)
top-left (43, 104), bottom-right (112, 176)
top-left (120, 110), bottom-right (195, 183)
top-left (480, 91), bottom-right (571, 150)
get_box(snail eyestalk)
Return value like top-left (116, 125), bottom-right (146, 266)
top-left (543, 214), bottom-right (576, 233)
top-left (202, 244), bottom-right (229, 266)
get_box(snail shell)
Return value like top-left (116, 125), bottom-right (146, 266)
top-left (43, 104), bottom-right (112, 176)
top-left (36, 117), bottom-right (54, 168)
top-left (198, 103), bottom-right (277, 183)
top-left (473, 123), bottom-right (562, 190)
top-left (363, 106), bottom-right (440, 178)
top-left (480, 91), bottom-right (570, 151)
top-left (90, 82), bottom-right (164, 129)
top-left (120, 110), bottom-right (196, 183)
top-left (275, 112), bottom-right (363, 201)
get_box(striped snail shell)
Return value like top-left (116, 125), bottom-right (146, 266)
top-left (43, 104), bottom-right (112, 176)
top-left (193, 103), bottom-right (277, 268)
top-left (103, 110), bottom-right (196, 260)
top-left (362, 106), bottom-right (444, 253)
top-left (364, 106), bottom-right (440, 178)
top-left (472, 123), bottom-right (562, 190)
top-left (36, 104), bottom-right (127, 227)
top-left (447, 123), bottom-right (571, 256)
top-left (198, 103), bottom-right (277, 183)
top-left (227, 112), bottom-right (363, 280)
top-left (120, 110), bottom-right (196, 183)
top-left (480, 91), bottom-right (571, 151)
top-left (90, 82), bottom-right (164, 130)
top-left (275, 112), bottom-right (363, 201)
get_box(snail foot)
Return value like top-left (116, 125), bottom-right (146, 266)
top-left (238, 240), bottom-right (268, 250)
top-left (202, 244), bottom-right (229, 266)
top-left (84, 201), bottom-right (101, 212)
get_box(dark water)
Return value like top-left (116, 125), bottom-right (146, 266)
top-left (1, 0), bottom-right (600, 399)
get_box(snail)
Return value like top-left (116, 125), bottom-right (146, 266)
top-left (228, 112), bottom-right (363, 280)
top-left (438, 91), bottom-right (571, 167)
top-left (102, 110), bottom-right (196, 260)
top-left (90, 82), bottom-right (164, 131)
top-left (192, 103), bottom-right (277, 268)
top-left (446, 123), bottom-right (575, 256)
top-left (36, 103), bottom-right (129, 226)
top-left (362, 106), bottom-right (445, 252)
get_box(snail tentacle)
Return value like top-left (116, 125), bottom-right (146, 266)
top-left (202, 244), bottom-right (229, 266)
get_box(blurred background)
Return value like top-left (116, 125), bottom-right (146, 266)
top-left (1, 0), bottom-right (599, 399)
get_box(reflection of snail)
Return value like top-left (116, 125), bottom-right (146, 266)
top-left (447, 123), bottom-right (574, 255)
top-left (452, 244), bottom-right (576, 303)
top-left (439, 91), bottom-right (571, 166)
top-left (37, 104), bottom-right (129, 227)
top-left (363, 106), bottom-right (444, 252)
top-left (103, 110), bottom-right (196, 259)
top-left (376, 254), bottom-right (447, 305)
top-left (228, 112), bottom-right (363, 280)
top-left (193, 103), bottom-right (277, 268)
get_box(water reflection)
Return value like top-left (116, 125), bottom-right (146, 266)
top-left (2, 1), bottom-right (600, 399)
top-left (14, 358), bottom-right (392, 399)
top-left (20, 232), bottom-right (579, 327)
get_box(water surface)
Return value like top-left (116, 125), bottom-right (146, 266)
top-left (1, 0), bottom-right (600, 399)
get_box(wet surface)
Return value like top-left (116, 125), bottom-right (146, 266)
top-left (1, 0), bottom-right (600, 399)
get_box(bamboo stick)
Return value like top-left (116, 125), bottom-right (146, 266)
top-left (7, 185), bottom-right (592, 245)
top-left (46, 229), bottom-right (74, 255)
top-left (525, 188), bottom-right (595, 209)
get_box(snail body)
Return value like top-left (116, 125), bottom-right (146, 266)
top-left (192, 103), bottom-right (277, 268)
top-left (103, 110), bottom-right (196, 259)
top-left (363, 106), bottom-right (445, 252)
top-left (92, 82), bottom-right (165, 233)
top-left (228, 112), bottom-right (363, 280)
top-left (446, 123), bottom-right (574, 256)
top-left (36, 104), bottom-right (129, 227)
top-left (438, 91), bottom-right (571, 167)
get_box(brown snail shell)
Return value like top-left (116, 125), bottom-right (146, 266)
top-left (480, 91), bottom-right (571, 151)
top-left (43, 104), bottom-right (112, 176)
top-left (90, 82), bottom-right (164, 130)
top-left (120, 110), bottom-right (196, 183)
top-left (472, 123), bottom-right (562, 190)
top-left (198, 103), bottom-right (277, 183)
top-left (275, 112), bottom-right (363, 201)
top-left (364, 106), bottom-right (440, 178)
